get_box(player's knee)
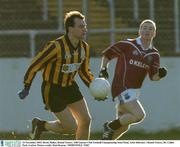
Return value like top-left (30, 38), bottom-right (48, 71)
top-left (83, 115), bottom-right (92, 126)
top-left (125, 125), bottom-right (130, 131)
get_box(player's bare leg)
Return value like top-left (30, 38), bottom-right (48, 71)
top-left (102, 100), bottom-right (145, 140)
top-left (46, 108), bottom-right (77, 134)
top-left (112, 125), bottom-right (129, 140)
top-left (112, 107), bottom-right (130, 140)
top-left (118, 100), bottom-right (146, 125)
top-left (31, 99), bottom-right (90, 140)
top-left (68, 99), bottom-right (91, 140)
top-left (30, 108), bottom-right (77, 139)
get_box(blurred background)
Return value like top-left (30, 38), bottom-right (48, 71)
top-left (0, 0), bottom-right (180, 139)
top-left (0, 0), bottom-right (180, 57)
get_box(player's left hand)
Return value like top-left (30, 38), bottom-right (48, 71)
top-left (94, 96), bottom-right (108, 101)
top-left (18, 86), bottom-right (30, 99)
top-left (159, 67), bottom-right (167, 78)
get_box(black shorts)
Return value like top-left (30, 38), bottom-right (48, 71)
top-left (41, 81), bottom-right (83, 112)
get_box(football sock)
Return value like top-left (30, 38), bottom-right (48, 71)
top-left (38, 120), bottom-right (47, 131)
top-left (108, 119), bottom-right (122, 130)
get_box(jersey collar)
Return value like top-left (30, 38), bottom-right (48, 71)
top-left (136, 37), bottom-right (153, 50)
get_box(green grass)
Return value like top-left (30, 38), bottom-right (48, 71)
top-left (0, 128), bottom-right (180, 140)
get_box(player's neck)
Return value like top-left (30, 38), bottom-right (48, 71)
top-left (140, 38), bottom-right (152, 49)
top-left (68, 33), bottom-right (79, 48)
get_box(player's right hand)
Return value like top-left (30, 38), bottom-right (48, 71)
top-left (18, 86), bottom-right (30, 99)
top-left (99, 67), bottom-right (109, 79)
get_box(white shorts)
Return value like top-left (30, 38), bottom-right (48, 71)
top-left (118, 89), bottom-right (140, 104)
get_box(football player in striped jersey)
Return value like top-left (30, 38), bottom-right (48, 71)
top-left (18, 11), bottom-right (94, 140)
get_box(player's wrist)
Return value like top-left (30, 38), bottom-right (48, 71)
top-left (101, 66), bottom-right (107, 71)
top-left (99, 67), bottom-right (109, 79)
top-left (24, 83), bottom-right (31, 91)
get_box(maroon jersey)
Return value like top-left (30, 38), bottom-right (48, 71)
top-left (103, 37), bottom-right (160, 99)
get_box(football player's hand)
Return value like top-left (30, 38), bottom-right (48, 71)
top-left (159, 67), bottom-right (167, 78)
top-left (94, 96), bottom-right (108, 101)
top-left (99, 67), bottom-right (109, 79)
top-left (18, 86), bottom-right (30, 99)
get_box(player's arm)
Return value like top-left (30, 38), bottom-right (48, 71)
top-left (18, 42), bottom-right (57, 99)
top-left (100, 56), bottom-right (110, 69)
top-left (99, 42), bottom-right (123, 79)
top-left (24, 42), bottom-right (57, 86)
top-left (78, 44), bottom-right (94, 87)
top-left (99, 56), bottom-right (110, 79)
top-left (149, 53), bottom-right (167, 81)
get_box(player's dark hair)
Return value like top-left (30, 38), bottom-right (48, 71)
top-left (64, 11), bottom-right (85, 34)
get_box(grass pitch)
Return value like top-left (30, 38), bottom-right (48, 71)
top-left (0, 128), bottom-right (180, 140)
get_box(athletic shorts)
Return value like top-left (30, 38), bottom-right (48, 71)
top-left (41, 81), bottom-right (83, 112)
top-left (118, 89), bottom-right (140, 104)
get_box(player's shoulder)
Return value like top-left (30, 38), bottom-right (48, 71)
top-left (44, 36), bottom-right (63, 46)
top-left (43, 40), bottom-right (55, 49)
top-left (152, 47), bottom-right (159, 53)
top-left (150, 46), bottom-right (159, 55)
top-left (127, 38), bottom-right (136, 42)
top-left (118, 38), bottom-right (137, 46)
top-left (112, 38), bottom-right (138, 52)
top-left (146, 47), bottom-right (160, 58)
top-left (55, 35), bottom-right (64, 42)
top-left (43, 36), bottom-right (62, 50)
top-left (52, 35), bottom-right (65, 48)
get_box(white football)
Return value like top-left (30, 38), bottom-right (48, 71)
top-left (89, 78), bottom-right (111, 100)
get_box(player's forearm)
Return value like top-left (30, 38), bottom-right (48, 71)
top-left (23, 68), bottom-right (37, 88)
top-left (151, 73), bottom-right (161, 81)
top-left (100, 56), bottom-right (110, 69)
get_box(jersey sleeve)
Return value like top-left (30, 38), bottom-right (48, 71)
top-left (102, 41), bottom-right (125, 60)
top-left (23, 42), bottom-right (57, 87)
top-left (78, 44), bottom-right (94, 87)
top-left (148, 53), bottom-right (160, 80)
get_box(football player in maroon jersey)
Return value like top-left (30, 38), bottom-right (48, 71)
top-left (99, 19), bottom-right (167, 140)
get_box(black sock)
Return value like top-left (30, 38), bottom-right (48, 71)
top-left (38, 120), bottom-right (47, 131)
top-left (108, 119), bottom-right (121, 130)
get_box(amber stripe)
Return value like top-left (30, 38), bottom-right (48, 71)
top-left (61, 37), bottom-right (71, 86)
top-left (44, 83), bottom-right (51, 110)
top-left (53, 41), bottom-right (62, 83)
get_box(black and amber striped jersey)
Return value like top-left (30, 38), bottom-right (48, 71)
top-left (24, 35), bottom-right (94, 87)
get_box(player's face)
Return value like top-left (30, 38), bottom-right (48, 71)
top-left (139, 22), bottom-right (156, 40)
top-left (70, 18), bottom-right (87, 40)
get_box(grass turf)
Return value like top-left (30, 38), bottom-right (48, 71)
top-left (0, 128), bottom-right (180, 140)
